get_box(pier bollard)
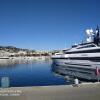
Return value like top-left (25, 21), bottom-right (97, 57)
top-left (74, 78), bottom-right (79, 87)
top-left (1, 77), bottom-right (10, 88)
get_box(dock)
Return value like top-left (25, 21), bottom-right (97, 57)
top-left (0, 82), bottom-right (100, 100)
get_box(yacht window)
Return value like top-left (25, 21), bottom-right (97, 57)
top-left (77, 45), bottom-right (95, 49)
top-left (65, 49), bottom-right (100, 54)
top-left (72, 45), bottom-right (77, 48)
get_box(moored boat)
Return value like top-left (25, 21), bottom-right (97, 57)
top-left (51, 26), bottom-right (100, 80)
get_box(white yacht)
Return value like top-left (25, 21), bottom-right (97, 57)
top-left (52, 26), bottom-right (100, 80)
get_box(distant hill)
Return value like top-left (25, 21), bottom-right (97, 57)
top-left (0, 46), bottom-right (36, 53)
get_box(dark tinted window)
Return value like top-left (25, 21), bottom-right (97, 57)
top-left (77, 45), bottom-right (95, 49)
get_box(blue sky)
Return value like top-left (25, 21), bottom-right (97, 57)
top-left (0, 0), bottom-right (100, 51)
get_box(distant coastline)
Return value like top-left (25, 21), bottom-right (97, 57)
top-left (0, 46), bottom-right (50, 58)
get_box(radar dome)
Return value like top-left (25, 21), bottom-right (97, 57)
top-left (86, 29), bottom-right (93, 36)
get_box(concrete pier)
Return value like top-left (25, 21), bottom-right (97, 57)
top-left (0, 83), bottom-right (100, 100)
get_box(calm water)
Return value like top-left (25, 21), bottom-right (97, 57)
top-left (0, 59), bottom-right (66, 87)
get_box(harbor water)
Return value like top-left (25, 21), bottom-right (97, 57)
top-left (0, 59), bottom-right (67, 87)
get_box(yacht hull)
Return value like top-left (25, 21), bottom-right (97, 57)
top-left (52, 58), bottom-right (100, 81)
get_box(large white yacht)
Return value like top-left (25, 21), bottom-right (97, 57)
top-left (52, 26), bottom-right (100, 80)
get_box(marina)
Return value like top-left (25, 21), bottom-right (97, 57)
top-left (0, 0), bottom-right (100, 99)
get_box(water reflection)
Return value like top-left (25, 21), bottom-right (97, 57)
top-left (51, 64), bottom-right (75, 84)
top-left (0, 59), bottom-right (18, 69)
top-left (0, 59), bottom-right (66, 87)
top-left (0, 58), bottom-right (45, 67)
top-left (51, 63), bottom-right (98, 82)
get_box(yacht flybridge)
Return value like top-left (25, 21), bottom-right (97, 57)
top-left (52, 26), bottom-right (100, 80)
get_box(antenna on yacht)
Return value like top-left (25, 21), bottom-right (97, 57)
top-left (94, 26), bottom-right (99, 45)
top-left (96, 26), bottom-right (99, 33)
